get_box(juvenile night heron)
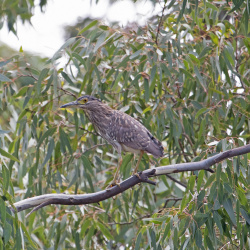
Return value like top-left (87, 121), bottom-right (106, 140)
top-left (60, 95), bottom-right (164, 187)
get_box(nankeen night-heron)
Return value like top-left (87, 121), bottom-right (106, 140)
top-left (60, 95), bottom-right (164, 188)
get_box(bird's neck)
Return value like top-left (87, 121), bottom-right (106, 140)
top-left (84, 104), bottom-right (113, 133)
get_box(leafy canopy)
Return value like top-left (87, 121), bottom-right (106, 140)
top-left (0, 0), bottom-right (249, 249)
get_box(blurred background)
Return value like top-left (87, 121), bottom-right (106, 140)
top-left (0, 0), bottom-right (159, 57)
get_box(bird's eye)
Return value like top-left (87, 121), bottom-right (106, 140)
top-left (80, 98), bottom-right (88, 104)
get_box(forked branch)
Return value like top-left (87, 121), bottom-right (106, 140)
top-left (12, 144), bottom-right (250, 216)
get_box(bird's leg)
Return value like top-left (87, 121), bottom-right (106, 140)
top-left (112, 159), bottom-right (122, 185)
top-left (106, 153), bottom-right (122, 189)
top-left (133, 150), bottom-right (144, 175)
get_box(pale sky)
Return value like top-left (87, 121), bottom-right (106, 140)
top-left (0, 0), bottom-right (158, 58)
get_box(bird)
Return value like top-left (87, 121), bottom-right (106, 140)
top-left (60, 95), bottom-right (164, 188)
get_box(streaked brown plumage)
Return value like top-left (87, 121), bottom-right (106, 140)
top-left (61, 95), bottom-right (164, 187)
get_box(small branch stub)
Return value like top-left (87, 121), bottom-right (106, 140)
top-left (139, 169), bottom-right (156, 185)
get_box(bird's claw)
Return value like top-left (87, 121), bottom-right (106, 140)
top-left (133, 172), bottom-right (141, 179)
top-left (106, 182), bottom-right (121, 190)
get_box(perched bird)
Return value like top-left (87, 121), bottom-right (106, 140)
top-left (60, 95), bottom-right (164, 188)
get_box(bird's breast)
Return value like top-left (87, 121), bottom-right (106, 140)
top-left (121, 144), bottom-right (141, 154)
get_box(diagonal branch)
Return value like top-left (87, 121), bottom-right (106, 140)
top-left (11, 144), bottom-right (250, 215)
top-left (165, 174), bottom-right (187, 188)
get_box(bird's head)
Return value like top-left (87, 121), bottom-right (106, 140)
top-left (60, 95), bottom-right (102, 111)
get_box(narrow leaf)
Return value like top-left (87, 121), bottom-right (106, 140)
top-left (130, 50), bottom-right (142, 59)
top-left (195, 107), bottom-right (210, 119)
top-left (0, 130), bottom-right (10, 135)
top-left (79, 20), bottom-right (98, 34)
top-left (0, 198), bottom-right (6, 225)
top-left (0, 59), bottom-right (12, 67)
top-left (37, 68), bottom-right (49, 95)
top-left (197, 170), bottom-right (204, 191)
top-left (20, 222), bottom-right (37, 248)
top-left (194, 66), bottom-right (206, 90)
top-left (94, 32), bottom-right (107, 52)
top-left (213, 211), bottom-right (223, 234)
top-left (161, 63), bottom-right (171, 77)
top-left (61, 71), bottom-right (74, 85)
top-left (0, 148), bottom-right (20, 162)
top-left (14, 86), bottom-right (31, 98)
top-left (199, 46), bottom-right (212, 59)
top-left (0, 73), bottom-right (11, 82)
top-left (42, 139), bottom-right (55, 167)
top-left (179, 68), bottom-right (194, 79)
top-left (135, 233), bottom-right (142, 250)
top-left (59, 128), bottom-right (73, 154)
top-left (195, 228), bottom-right (202, 248)
top-left (3, 223), bottom-right (12, 244)
top-left (97, 222), bottom-right (113, 240)
top-left (2, 165), bottom-right (9, 191)
top-left (240, 208), bottom-right (250, 225)
top-left (177, 0), bottom-right (187, 23)
top-left (223, 198), bottom-right (236, 225)
top-left (81, 155), bottom-right (94, 175)
top-left (37, 127), bottom-right (57, 149)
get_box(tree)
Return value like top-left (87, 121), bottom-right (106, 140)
top-left (0, 0), bottom-right (249, 249)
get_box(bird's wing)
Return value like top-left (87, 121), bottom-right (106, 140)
top-left (107, 111), bottom-right (164, 157)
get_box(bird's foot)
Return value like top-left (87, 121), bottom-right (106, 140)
top-left (133, 172), bottom-right (141, 179)
top-left (106, 181), bottom-right (121, 190)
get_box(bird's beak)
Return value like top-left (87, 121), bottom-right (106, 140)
top-left (60, 100), bottom-right (79, 109)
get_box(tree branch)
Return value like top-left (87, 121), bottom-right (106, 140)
top-left (165, 174), bottom-right (187, 188)
top-left (163, 197), bottom-right (183, 208)
top-left (11, 144), bottom-right (250, 215)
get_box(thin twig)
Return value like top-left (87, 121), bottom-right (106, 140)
top-left (178, 139), bottom-right (191, 162)
top-left (163, 197), bottom-right (183, 208)
top-left (59, 120), bottom-right (98, 136)
top-left (74, 143), bottom-right (107, 158)
top-left (156, 1), bottom-right (168, 45)
top-left (166, 174), bottom-right (187, 188)
top-left (183, 133), bottom-right (196, 156)
top-left (57, 86), bottom-right (78, 98)
top-left (108, 214), bottom-right (151, 225)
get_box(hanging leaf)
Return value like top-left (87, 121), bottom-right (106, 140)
top-left (41, 138), bottom-right (55, 167)
top-left (223, 198), bottom-right (236, 225)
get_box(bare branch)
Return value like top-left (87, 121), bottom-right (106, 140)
top-left (108, 213), bottom-right (151, 225)
top-left (163, 197), bottom-right (183, 208)
top-left (12, 144), bottom-right (250, 215)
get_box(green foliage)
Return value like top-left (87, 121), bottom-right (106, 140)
top-left (0, 0), bottom-right (249, 249)
top-left (0, 0), bottom-right (47, 34)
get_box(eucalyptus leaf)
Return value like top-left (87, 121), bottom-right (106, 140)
top-left (0, 148), bottom-right (20, 162)
top-left (0, 73), bottom-right (11, 82)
